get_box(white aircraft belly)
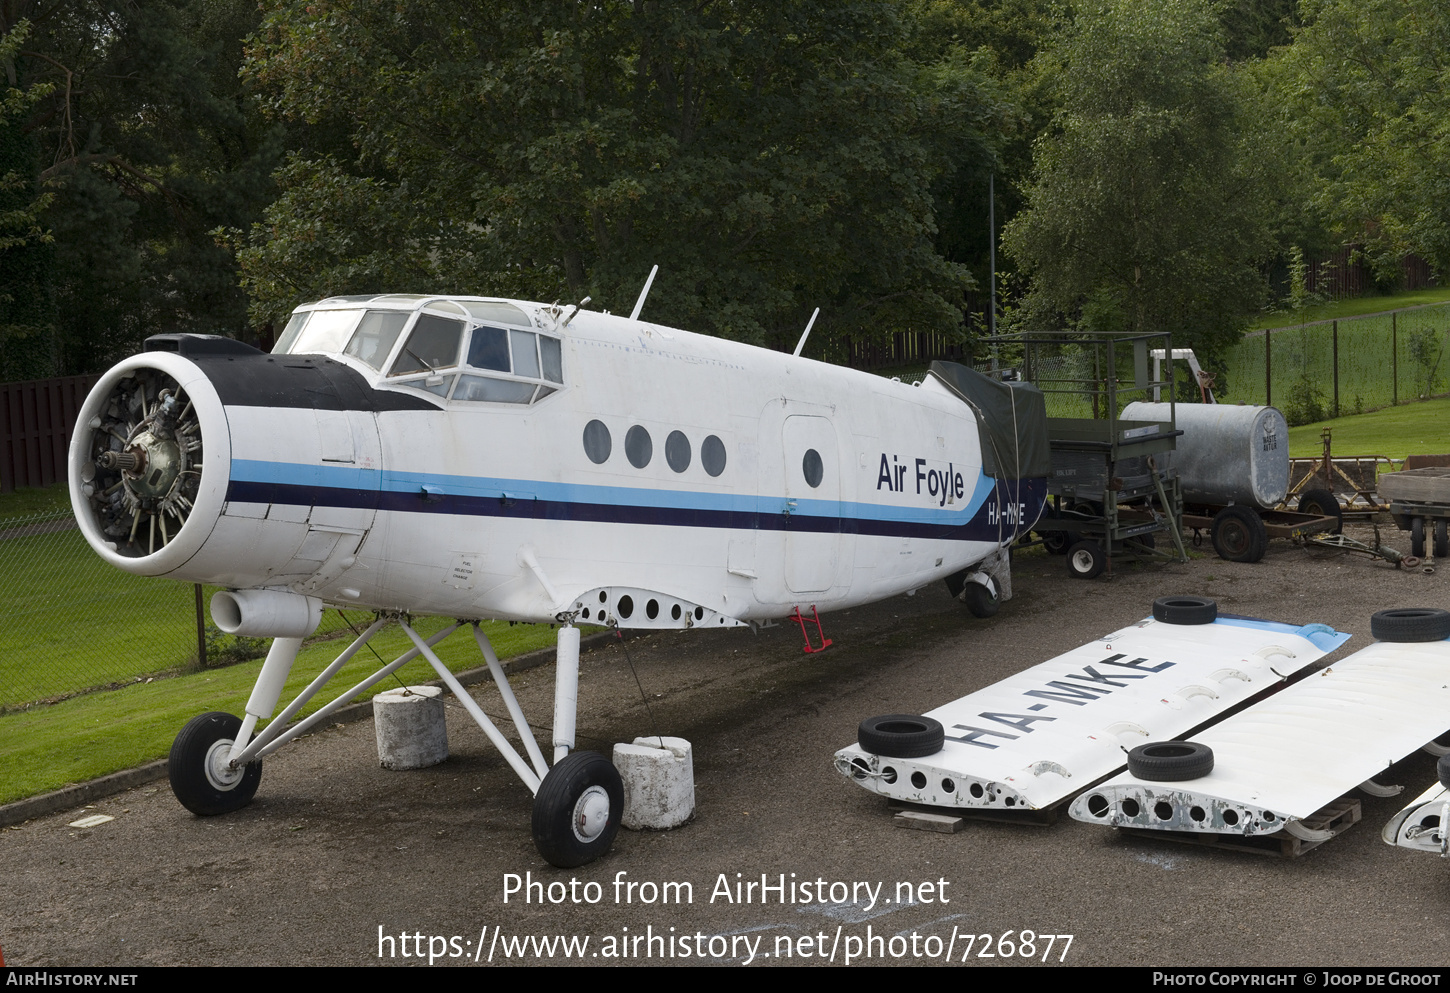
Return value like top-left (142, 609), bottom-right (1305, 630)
top-left (1071, 639), bottom-right (1450, 835)
top-left (834, 614), bottom-right (1349, 811)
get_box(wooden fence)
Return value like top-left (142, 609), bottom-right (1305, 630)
top-left (1, 375), bottom-right (102, 494)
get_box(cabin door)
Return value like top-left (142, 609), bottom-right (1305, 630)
top-left (781, 414), bottom-right (841, 595)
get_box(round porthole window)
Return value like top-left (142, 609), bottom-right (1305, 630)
top-left (626, 425), bottom-right (653, 468)
top-left (665, 430), bottom-right (691, 473)
top-left (582, 420), bottom-right (611, 464)
top-left (701, 435), bottom-right (727, 477)
top-left (802, 449), bottom-right (823, 488)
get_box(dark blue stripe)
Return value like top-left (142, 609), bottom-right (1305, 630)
top-left (226, 477), bottom-right (1047, 543)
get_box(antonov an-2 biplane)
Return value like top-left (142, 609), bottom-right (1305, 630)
top-left (68, 288), bottom-right (1050, 866)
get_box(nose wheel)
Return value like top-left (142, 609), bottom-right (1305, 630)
top-left (531, 751), bottom-right (624, 868)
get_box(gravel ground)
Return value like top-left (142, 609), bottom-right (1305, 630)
top-left (2, 521), bottom-right (1446, 968)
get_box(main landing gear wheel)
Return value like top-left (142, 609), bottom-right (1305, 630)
top-left (169, 712), bottom-right (262, 816)
top-left (1211, 506), bottom-right (1267, 563)
top-left (532, 751), bottom-right (624, 868)
top-left (857, 715), bottom-right (945, 758)
top-left (1066, 540), bottom-right (1105, 580)
top-left (1126, 741), bottom-right (1215, 782)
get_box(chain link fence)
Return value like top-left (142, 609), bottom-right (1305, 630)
top-left (0, 508), bottom-right (357, 712)
top-left (1225, 302), bottom-right (1450, 424)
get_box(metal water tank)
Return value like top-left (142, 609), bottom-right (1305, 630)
top-left (1121, 402), bottom-right (1288, 509)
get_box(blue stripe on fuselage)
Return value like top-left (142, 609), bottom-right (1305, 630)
top-left (225, 458), bottom-right (1042, 541)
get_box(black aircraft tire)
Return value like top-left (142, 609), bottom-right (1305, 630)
top-left (1126, 741), bottom-right (1215, 782)
top-left (1152, 596), bottom-right (1218, 625)
top-left (169, 711), bottom-right (263, 816)
top-left (858, 715), bottom-right (946, 759)
top-left (1297, 488), bottom-right (1342, 535)
top-left (1412, 517), bottom-right (1426, 559)
top-left (1066, 540), bottom-right (1105, 580)
top-left (532, 751), bottom-right (624, 868)
top-left (1370, 608), bottom-right (1450, 643)
top-left (961, 582), bottom-right (1000, 619)
top-left (1211, 506), bottom-right (1268, 563)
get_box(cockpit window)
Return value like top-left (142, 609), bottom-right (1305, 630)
top-left (343, 311), bottom-right (409, 370)
top-left (447, 325), bottom-right (564, 405)
top-left (283, 309), bottom-right (364, 356)
top-left (389, 313), bottom-right (464, 376)
top-left (467, 326), bottom-right (510, 372)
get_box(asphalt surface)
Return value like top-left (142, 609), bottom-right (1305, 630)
top-left (3, 525), bottom-right (1447, 968)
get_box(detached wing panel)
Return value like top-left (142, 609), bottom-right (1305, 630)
top-left (835, 612), bottom-right (1348, 811)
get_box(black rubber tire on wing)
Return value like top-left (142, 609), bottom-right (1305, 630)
top-left (531, 751), bottom-right (624, 868)
top-left (1370, 607), bottom-right (1450, 643)
top-left (1439, 752), bottom-right (1450, 791)
top-left (1296, 488), bottom-right (1342, 535)
top-left (169, 711), bottom-right (263, 816)
top-left (1210, 506), bottom-right (1268, 563)
top-left (1066, 540), bottom-right (1106, 580)
top-left (1152, 596), bottom-right (1218, 625)
top-left (1411, 517), bottom-right (1426, 558)
top-left (1126, 741), bottom-right (1215, 782)
top-left (961, 582), bottom-right (1000, 619)
top-left (858, 715), bottom-right (946, 759)
top-left (1436, 519), bottom-right (1449, 560)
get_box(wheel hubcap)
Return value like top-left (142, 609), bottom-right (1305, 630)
top-left (203, 739), bottom-right (244, 791)
top-left (1071, 550), bottom-right (1092, 571)
top-left (571, 786), bottom-right (611, 843)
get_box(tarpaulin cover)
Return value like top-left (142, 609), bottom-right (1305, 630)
top-left (929, 361), bottom-right (1051, 480)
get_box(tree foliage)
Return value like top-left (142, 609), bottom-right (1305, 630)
top-left (1262, 0), bottom-right (1450, 281)
top-left (0, 0), bottom-right (286, 375)
top-left (236, 0), bottom-right (1004, 352)
top-left (1002, 0), bottom-right (1272, 357)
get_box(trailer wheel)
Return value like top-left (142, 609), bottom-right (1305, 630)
top-left (1152, 596), bottom-right (1217, 625)
top-left (1041, 531), bottom-right (1071, 555)
top-left (1411, 517), bottom-right (1426, 558)
top-left (1436, 520), bottom-right (1448, 560)
top-left (1439, 753), bottom-right (1450, 791)
top-left (1127, 741), bottom-right (1214, 782)
top-left (1370, 608), bottom-right (1450, 643)
top-left (858, 715), bottom-right (945, 759)
top-left (1210, 506), bottom-right (1267, 563)
top-left (1066, 540), bottom-right (1105, 580)
top-left (1296, 488), bottom-right (1342, 535)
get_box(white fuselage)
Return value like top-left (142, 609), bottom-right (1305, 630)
top-left (70, 296), bottom-right (1045, 628)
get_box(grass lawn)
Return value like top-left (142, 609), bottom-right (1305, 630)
top-left (1285, 396), bottom-right (1450, 458)
top-left (0, 615), bottom-right (562, 806)
top-left (1250, 286), bottom-right (1450, 331)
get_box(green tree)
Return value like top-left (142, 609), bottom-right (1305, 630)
top-left (1262, 0), bottom-right (1450, 281)
top-left (2, 0), bottom-right (288, 376)
top-left (1002, 0), bottom-right (1272, 360)
top-left (237, 0), bottom-right (1002, 353)
top-left (0, 19), bottom-right (55, 379)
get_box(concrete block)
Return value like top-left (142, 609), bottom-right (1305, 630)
top-left (613, 736), bottom-right (694, 830)
top-left (373, 685), bottom-right (448, 770)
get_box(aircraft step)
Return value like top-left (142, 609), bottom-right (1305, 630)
top-left (1122, 798), bottom-right (1361, 859)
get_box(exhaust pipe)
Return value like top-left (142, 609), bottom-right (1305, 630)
top-left (211, 589), bottom-right (323, 638)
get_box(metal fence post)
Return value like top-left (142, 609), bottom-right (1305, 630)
top-left (1392, 311), bottom-right (1398, 406)
top-left (1332, 320), bottom-right (1340, 417)
top-left (1265, 329), bottom-right (1272, 406)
